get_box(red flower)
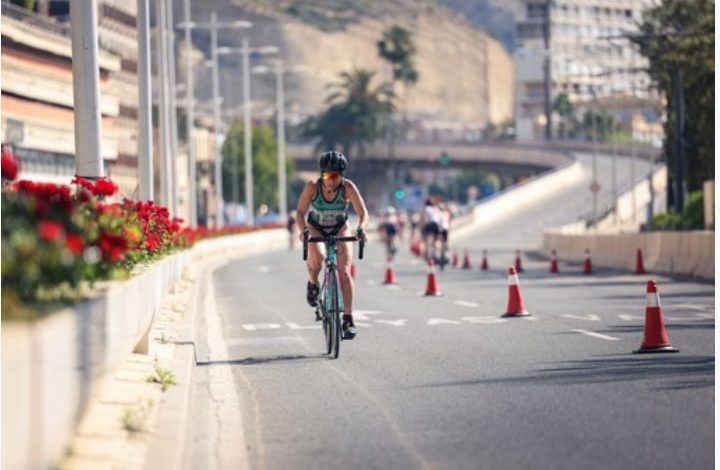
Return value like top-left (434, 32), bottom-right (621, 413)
top-left (65, 233), bottom-right (85, 255)
top-left (93, 178), bottom-right (118, 197)
top-left (99, 232), bottom-right (127, 262)
top-left (71, 176), bottom-right (95, 191)
top-left (1, 148), bottom-right (19, 181)
top-left (38, 221), bottom-right (65, 242)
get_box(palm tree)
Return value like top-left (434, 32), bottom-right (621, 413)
top-left (302, 68), bottom-right (394, 159)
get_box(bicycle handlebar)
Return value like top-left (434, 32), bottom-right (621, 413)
top-left (302, 232), bottom-right (365, 261)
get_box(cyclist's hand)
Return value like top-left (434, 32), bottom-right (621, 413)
top-left (356, 227), bottom-right (367, 243)
top-left (300, 228), bottom-right (309, 243)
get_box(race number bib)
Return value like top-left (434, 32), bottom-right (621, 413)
top-left (317, 210), bottom-right (346, 226)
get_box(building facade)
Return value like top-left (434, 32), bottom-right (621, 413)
top-left (514, 0), bottom-right (662, 143)
top-left (1, 0), bottom-right (218, 224)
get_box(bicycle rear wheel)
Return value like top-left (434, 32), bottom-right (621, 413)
top-left (330, 267), bottom-right (342, 359)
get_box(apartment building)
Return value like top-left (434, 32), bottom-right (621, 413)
top-left (515, 0), bottom-right (662, 142)
top-left (1, 0), bottom-right (218, 223)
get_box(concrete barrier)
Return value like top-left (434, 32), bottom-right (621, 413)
top-left (542, 230), bottom-right (714, 280)
top-left (452, 159), bottom-right (585, 239)
top-left (1, 228), bottom-right (288, 470)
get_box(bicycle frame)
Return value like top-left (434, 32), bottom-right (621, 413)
top-left (303, 232), bottom-right (364, 358)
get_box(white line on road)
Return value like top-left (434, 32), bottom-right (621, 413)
top-left (454, 300), bottom-right (479, 308)
top-left (242, 323), bottom-right (282, 331)
top-left (256, 265), bottom-right (270, 273)
top-left (572, 329), bottom-right (620, 341)
top-left (562, 314), bottom-right (601, 321)
top-left (374, 319), bottom-right (407, 327)
top-left (386, 285), bottom-right (402, 290)
top-left (618, 314), bottom-right (644, 321)
top-left (427, 318), bottom-right (462, 326)
top-left (461, 316), bottom-right (507, 324)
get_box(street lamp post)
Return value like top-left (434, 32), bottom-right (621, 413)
top-left (218, 42), bottom-right (278, 226)
top-left (252, 60), bottom-right (304, 222)
top-left (182, 0), bottom-right (196, 226)
top-left (177, 14), bottom-right (252, 228)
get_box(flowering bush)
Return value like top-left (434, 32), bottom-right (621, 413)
top-left (1, 162), bottom-right (280, 319)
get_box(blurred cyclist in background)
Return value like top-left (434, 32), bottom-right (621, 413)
top-left (380, 206), bottom-right (400, 258)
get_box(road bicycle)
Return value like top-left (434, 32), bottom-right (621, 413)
top-left (303, 231), bottom-right (365, 359)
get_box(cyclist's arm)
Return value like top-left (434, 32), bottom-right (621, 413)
top-left (295, 180), bottom-right (316, 232)
top-left (344, 179), bottom-right (369, 232)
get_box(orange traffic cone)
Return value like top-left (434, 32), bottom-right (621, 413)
top-left (451, 250), bottom-right (459, 268)
top-left (583, 249), bottom-right (593, 274)
top-left (351, 262), bottom-right (357, 279)
top-left (423, 259), bottom-right (442, 296)
top-left (514, 250), bottom-right (523, 273)
top-left (635, 248), bottom-right (646, 274)
top-left (549, 249), bottom-right (559, 273)
top-left (633, 280), bottom-right (678, 353)
top-left (383, 256), bottom-right (396, 285)
top-left (480, 250), bottom-right (489, 270)
top-left (462, 249), bottom-right (471, 269)
top-left (502, 266), bottom-right (530, 317)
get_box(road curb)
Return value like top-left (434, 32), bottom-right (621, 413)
top-left (145, 265), bottom-right (205, 469)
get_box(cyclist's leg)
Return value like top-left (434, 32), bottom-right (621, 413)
top-left (306, 227), bottom-right (325, 306)
top-left (336, 229), bottom-right (357, 338)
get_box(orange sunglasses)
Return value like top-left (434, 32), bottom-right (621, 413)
top-left (322, 171), bottom-right (343, 181)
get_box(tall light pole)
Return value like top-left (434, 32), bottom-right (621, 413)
top-left (253, 60), bottom-right (304, 221)
top-left (218, 42), bottom-right (278, 226)
top-left (182, 0), bottom-right (196, 225)
top-left (177, 14), bottom-right (252, 228)
top-left (137, 0), bottom-right (153, 201)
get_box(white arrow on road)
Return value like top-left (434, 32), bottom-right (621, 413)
top-left (562, 314), bottom-right (601, 321)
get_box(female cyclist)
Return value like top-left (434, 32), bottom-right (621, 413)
top-left (295, 151), bottom-right (369, 340)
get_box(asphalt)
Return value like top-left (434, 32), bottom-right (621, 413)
top-left (184, 152), bottom-right (714, 470)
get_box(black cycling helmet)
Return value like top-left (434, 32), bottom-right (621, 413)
top-left (319, 150), bottom-right (348, 173)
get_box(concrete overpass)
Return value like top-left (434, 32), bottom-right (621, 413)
top-left (287, 141), bottom-right (660, 212)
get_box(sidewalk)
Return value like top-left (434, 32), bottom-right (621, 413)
top-left (58, 271), bottom-right (195, 470)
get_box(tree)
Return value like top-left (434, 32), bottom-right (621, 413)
top-left (301, 68), bottom-right (394, 159)
top-left (377, 25), bottom-right (419, 138)
top-left (221, 120), bottom-right (294, 212)
top-left (552, 92), bottom-right (574, 139)
top-left (377, 25), bottom-right (419, 88)
top-left (631, 0), bottom-right (714, 194)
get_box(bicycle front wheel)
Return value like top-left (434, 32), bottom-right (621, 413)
top-left (330, 267), bottom-right (342, 359)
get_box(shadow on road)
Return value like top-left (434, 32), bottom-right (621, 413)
top-left (197, 353), bottom-right (327, 367)
top-left (413, 355), bottom-right (714, 390)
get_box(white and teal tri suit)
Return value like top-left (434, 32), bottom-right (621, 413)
top-left (307, 179), bottom-right (350, 235)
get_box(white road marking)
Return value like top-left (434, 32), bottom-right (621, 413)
top-left (410, 259), bottom-right (420, 266)
top-left (670, 303), bottom-right (712, 311)
top-left (522, 316), bottom-right (539, 321)
top-left (242, 323), bottom-right (282, 331)
top-left (353, 310), bottom-right (382, 321)
top-left (374, 319), bottom-right (407, 327)
top-left (354, 322), bottom-right (373, 327)
top-left (454, 300), bottom-right (479, 308)
top-left (572, 329), bottom-right (620, 341)
top-left (462, 316), bottom-right (507, 324)
top-left (386, 285), bottom-right (402, 290)
top-left (427, 318), bottom-right (462, 326)
top-left (256, 265), bottom-right (270, 273)
top-left (618, 314), bottom-right (644, 321)
top-left (562, 314), bottom-right (601, 321)
top-left (695, 313), bottom-right (715, 319)
top-left (286, 322), bottom-right (322, 330)
top-left (366, 280), bottom-right (378, 285)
